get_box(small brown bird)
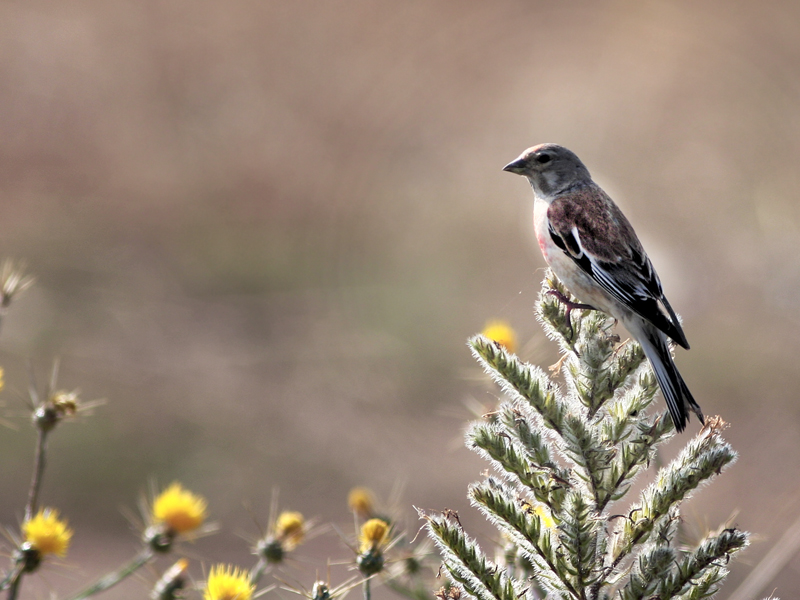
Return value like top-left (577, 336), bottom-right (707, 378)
top-left (504, 143), bottom-right (703, 432)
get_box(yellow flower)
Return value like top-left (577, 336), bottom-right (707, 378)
top-left (533, 504), bottom-right (555, 529)
top-left (481, 320), bottom-right (517, 353)
top-left (0, 366), bottom-right (4, 393)
top-left (359, 518), bottom-right (389, 553)
top-left (22, 508), bottom-right (73, 557)
top-left (204, 564), bottom-right (254, 600)
top-left (347, 487), bottom-right (375, 518)
top-left (152, 482), bottom-right (208, 534)
top-left (275, 511), bottom-right (305, 549)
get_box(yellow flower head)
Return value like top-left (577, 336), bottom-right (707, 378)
top-left (0, 366), bottom-right (5, 394)
top-left (482, 320), bottom-right (517, 353)
top-left (533, 504), bottom-right (555, 529)
top-left (204, 564), bottom-right (254, 600)
top-left (275, 511), bottom-right (305, 550)
top-left (22, 508), bottom-right (73, 557)
top-left (347, 487), bottom-right (375, 518)
top-left (152, 482), bottom-right (208, 534)
top-left (359, 518), bottom-right (389, 554)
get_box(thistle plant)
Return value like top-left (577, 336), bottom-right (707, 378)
top-left (422, 271), bottom-right (749, 600)
top-left (0, 258), bottom-right (439, 600)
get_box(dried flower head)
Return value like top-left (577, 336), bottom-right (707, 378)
top-left (434, 585), bottom-right (462, 600)
top-left (50, 390), bottom-right (79, 417)
top-left (22, 508), bottom-right (73, 558)
top-left (152, 558), bottom-right (190, 600)
top-left (153, 482), bottom-right (208, 534)
top-left (481, 320), bottom-right (517, 353)
top-left (204, 564), bottom-right (254, 600)
top-left (31, 388), bottom-right (83, 432)
top-left (311, 581), bottom-right (331, 600)
top-left (0, 259), bottom-right (34, 308)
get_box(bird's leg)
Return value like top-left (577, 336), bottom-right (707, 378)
top-left (546, 289), bottom-right (597, 335)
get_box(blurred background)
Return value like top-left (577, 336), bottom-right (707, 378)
top-left (0, 0), bottom-right (799, 597)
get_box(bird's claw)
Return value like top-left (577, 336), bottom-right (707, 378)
top-left (546, 289), bottom-right (596, 337)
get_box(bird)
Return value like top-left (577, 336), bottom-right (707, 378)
top-left (503, 143), bottom-right (703, 432)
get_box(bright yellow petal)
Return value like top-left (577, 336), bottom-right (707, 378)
top-left (153, 482), bottom-right (208, 533)
top-left (204, 564), bottom-right (254, 600)
top-left (482, 321), bottom-right (517, 353)
top-left (22, 508), bottom-right (73, 557)
top-left (359, 518), bottom-right (389, 553)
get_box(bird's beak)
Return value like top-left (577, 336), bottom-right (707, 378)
top-left (502, 157), bottom-right (527, 175)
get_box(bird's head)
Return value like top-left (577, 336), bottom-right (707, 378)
top-left (503, 143), bottom-right (592, 197)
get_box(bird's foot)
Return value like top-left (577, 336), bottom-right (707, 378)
top-left (546, 289), bottom-right (597, 336)
top-left (611, 337), bottom-right (628, 351)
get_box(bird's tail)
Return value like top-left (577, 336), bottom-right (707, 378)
top-left (634, 322), bottom-right (704, 433)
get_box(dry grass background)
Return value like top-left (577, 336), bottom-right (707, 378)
top-left (1, 1), bottom-right (800, 597)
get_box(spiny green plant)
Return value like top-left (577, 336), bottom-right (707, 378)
top-left (422, 271), bottom-right (748, 600)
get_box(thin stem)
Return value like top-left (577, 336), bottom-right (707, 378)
top-left (362, 577), bottom-right (371, 600)
top-left (24, 426), bottom-right (50, 522)
top-left (0, 306), bottom-right (9, 340)
top-left (249, 557), bottom-right (268, 587)
top-left (0, 568), bottom-right (17, 592)
top-left (6, 577), bottom-right (21, 600)
top-left (4, 563), bottom-right (25, 600)
top-left (0, 261), bottom-right (34, 340)
top-left (64, 548), bottom-right (153, 600)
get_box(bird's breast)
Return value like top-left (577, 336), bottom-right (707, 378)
top-left (533, 198), bottom-right (551, 257)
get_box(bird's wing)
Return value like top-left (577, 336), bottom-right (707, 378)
top-left (547, 191), bottom-right (690, 349)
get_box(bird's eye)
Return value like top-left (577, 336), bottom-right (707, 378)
top-left (536, 154), bottom-right (551, 164)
